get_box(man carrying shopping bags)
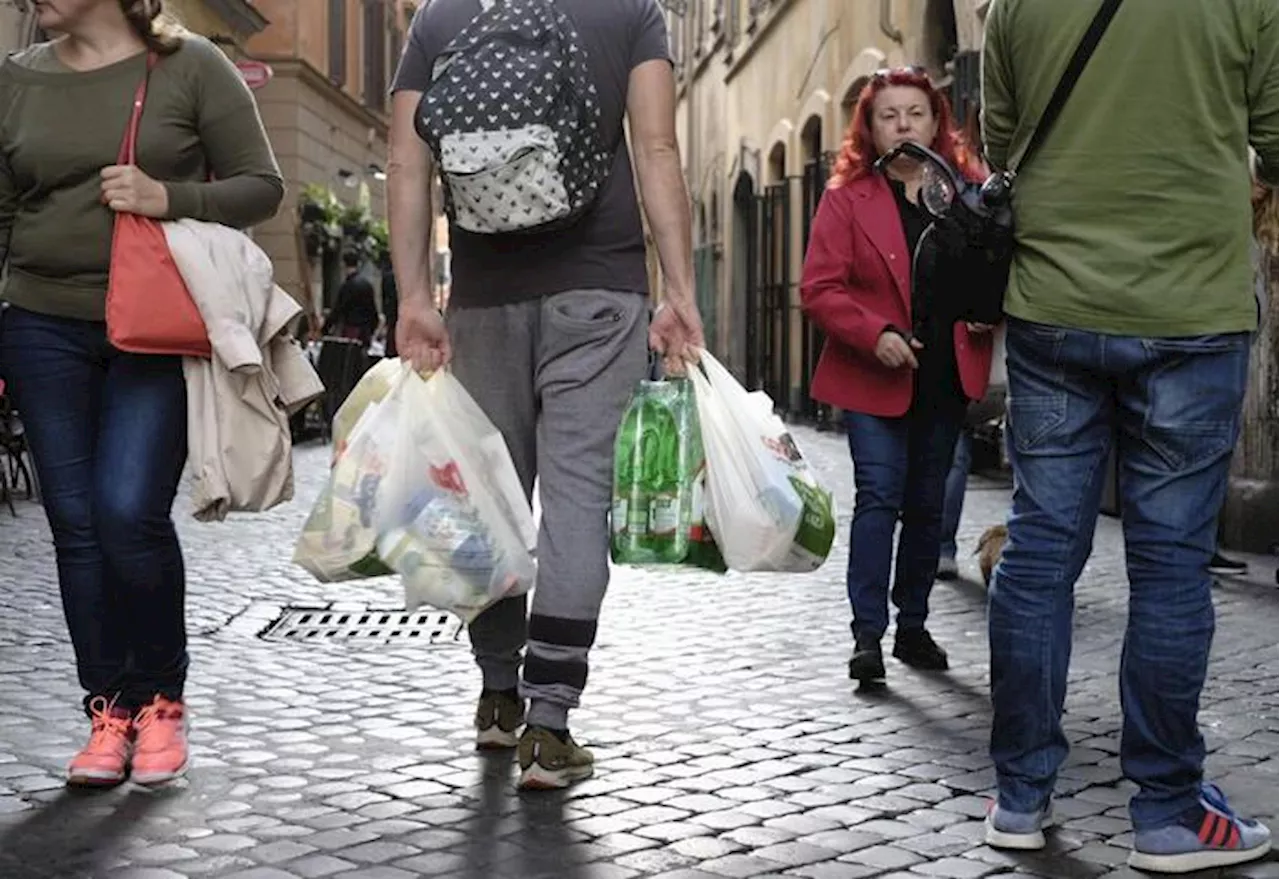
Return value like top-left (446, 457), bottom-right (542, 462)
top-left (388, 0), bottom-right (703, 790)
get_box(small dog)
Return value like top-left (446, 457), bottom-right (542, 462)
top-left (975, 525), bottom-right (1008, 586)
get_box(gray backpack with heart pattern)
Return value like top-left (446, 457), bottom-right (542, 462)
top-left (415, 0), bottom-right (615, 235)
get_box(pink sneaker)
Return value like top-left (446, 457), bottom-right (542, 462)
top-left (131, 695), bottom-right (189, 785)
top-left (67, 697), bottom-right (132, 787)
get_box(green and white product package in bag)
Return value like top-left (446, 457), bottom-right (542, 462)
top-left (373, 368), bottom-right (537, 623)
top-left (688, 350), bottom-right (836, 572)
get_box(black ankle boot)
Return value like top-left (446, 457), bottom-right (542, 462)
top-left (848, 637), bottom-right (886, 681)
top-left (892, 628), bottom-right (949, 670)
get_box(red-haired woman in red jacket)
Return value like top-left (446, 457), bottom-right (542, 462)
top-left (800, 67), bottom-right (994, 683)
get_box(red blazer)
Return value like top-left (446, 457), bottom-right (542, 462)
top-left (799, 173), bottom-right (993, 418)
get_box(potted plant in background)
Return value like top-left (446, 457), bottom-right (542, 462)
top-left (298, 184), bottom-right (342, 259)
top-left (368, 220), bottom-right (390, 266)
top-left (339, 202), bottom-right (373, 241)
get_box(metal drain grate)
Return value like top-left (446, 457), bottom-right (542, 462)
top-left (260, 607), bottom-right (463, 645)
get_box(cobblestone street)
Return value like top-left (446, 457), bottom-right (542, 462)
top-left (0, 426), bottom-right (1275, 879)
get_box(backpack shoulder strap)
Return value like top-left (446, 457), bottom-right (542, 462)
top-left (1014, 0), bottom-right (1124, 173)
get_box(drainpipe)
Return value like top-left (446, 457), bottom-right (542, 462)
top-left (879, 0), bottom-right (904, 44)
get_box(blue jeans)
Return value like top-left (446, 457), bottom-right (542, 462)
top-left (0, 306), bottom-right (189, 714)
top-left (845, 407), bottom-right (963, 641)
top-left (989, 317), bottom-right (1249, 830)
top-left (939, 430), bottom-right (973, 560)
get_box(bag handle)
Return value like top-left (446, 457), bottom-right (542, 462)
top-left (1012, 0), bottom-right (1123, 174)
top-left (117, 53), bottom-right (159, 167)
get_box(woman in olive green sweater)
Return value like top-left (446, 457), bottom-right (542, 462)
top-left (0, 0), bottom-right (283, 787)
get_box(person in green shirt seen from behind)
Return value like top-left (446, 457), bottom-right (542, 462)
top-left (980, 0), bottom-right (1277, 872)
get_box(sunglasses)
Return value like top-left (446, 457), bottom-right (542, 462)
top-left (873, 65), bottom-right (930, 81)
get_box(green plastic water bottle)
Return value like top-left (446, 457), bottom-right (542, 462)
top-left (612, 380), bottom-right (693, 564)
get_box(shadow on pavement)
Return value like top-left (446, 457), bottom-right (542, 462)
top-left (1210, 574), bottom-right (1280, 595)
top-left (997, 830), bottom-right (1131, 877)
top-left (853, 663), bottom-right (991, 711)
top-left (511, 784), bottom-right (591, 879)
top-left (0, 785), bottom-right (163, 878)
top-left (456, 749), bottom-right (594, 879)
top-left (459, 748), bottom-right (523, 879)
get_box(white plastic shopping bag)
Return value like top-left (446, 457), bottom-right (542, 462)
top-left (688, 350), bottom-right (836, 572)
top-left (293, 362), bottom-right (537, 622)
top-left (374, 369), bottom-right (537, 622)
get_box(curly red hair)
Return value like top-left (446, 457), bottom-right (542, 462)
top-left (830, 68), bottom-right (983, 188)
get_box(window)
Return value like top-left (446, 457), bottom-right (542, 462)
top-left (363, 0), bottom-right (387, 110)
top-left (329, 0), bottom-right (347, 86)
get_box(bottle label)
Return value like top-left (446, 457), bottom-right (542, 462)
top-left (649, 495), bottom-right (679, 537)
top-left (626, 496), bottom-right (649, 535)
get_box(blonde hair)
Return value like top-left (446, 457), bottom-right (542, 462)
top-left (118, 0), bottom-right (185, 55)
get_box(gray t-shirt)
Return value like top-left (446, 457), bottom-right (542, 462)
top-left (392, 0), bottom-right (670, 309)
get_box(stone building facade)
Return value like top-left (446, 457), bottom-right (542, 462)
top-left (242, 0), bottom-right (419, 313)
top-left (167, 0), bottom-right (267, 41)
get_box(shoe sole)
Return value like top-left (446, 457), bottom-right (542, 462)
top-left (848, 665), bottom-right (886, 682)
top-left (476, 725), bottom-right (521, 750)
top-left (1128, 840), bottom-right (1272, 874)
top-left (985, 818), bottom-right (1046, 850)
top-left (517, 763), bottom-right (594, 791)
top-left (985, 804), bottom-right (1056, 850)
top-left (131, 760), bottom-right (189, 786)
top-left (1206, 566), bottom-right (1246, 577)
top-left (66, 768), bottom-right (126, 788)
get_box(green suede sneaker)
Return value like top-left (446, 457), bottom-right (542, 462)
top-left (517, 726), bottom-right (594, 790)
top-left (475, 688), bottom-right (524, 750)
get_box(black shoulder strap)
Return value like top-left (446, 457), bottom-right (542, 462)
top-left (1014, 0), bottom-right (1124, 172)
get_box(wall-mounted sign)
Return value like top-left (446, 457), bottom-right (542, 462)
top-left (236, 59), bottom-right (274, 90)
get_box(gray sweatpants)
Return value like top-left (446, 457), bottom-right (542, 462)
top-left (448, 289), bottom-right (648, 730)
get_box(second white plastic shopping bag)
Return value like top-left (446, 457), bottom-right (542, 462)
top-left (687, 350), bottom-right (835, 572)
